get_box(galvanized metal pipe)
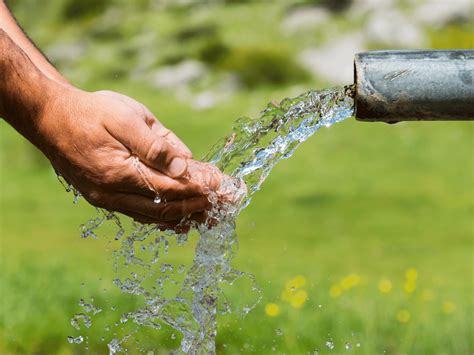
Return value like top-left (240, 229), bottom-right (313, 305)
top-left (354, 50), bottom-right (474, 122)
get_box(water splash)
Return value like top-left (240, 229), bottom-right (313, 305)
top-left (69, 85), bottom-right (355, 353)
top-left (205, 85), bottom-right (354, 204)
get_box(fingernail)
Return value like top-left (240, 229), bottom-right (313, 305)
top-left (169, 157), bottom-right (187, 178)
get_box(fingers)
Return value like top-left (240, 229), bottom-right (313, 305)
top-left (110, 193), bottom-right (211, 222)
top-left (119, 158), bottom-right (206, 200)
top-left (149, 120), bottom-right (192, 159)
top-left (186, 160), bottom-right (222, 194)
top-left (106, 117), bottom-right (188, 178)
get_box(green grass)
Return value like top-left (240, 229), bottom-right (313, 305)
top-left (1, 85), bottom-right (473, 354)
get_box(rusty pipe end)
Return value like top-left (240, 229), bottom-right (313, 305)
top-left (354, 50), bottom-right (474, 122)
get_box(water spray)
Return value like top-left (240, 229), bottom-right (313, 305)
top-left (354, 50), bottom-right (474, 122)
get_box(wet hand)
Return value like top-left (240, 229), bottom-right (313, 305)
top-left (33, 87), bottom-right (225, 229)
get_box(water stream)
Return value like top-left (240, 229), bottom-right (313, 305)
top-left (69, 85), bottom-right (355, 353)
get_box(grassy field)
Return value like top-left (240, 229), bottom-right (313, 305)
top-left (1, 84), bottom-right (473, 354)
top-left (1, 1), bottom-right (474, 354)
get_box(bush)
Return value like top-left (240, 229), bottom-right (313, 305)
top-left (218, 47), bottom-right (309, 87)
top-left (175, 24), bottom-right (217, 42)
top-left (198, 38), bottom-right (229, 65)
top-left (62, 0), bottom-right (109, 20)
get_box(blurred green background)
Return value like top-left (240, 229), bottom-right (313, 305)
top-left (1, 0), bottom-right (473, 354)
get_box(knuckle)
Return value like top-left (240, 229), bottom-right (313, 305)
top-left (158, 127), bottom-right (171, 137)
top-left (84, 190), bottom-right (107, 208)
top-left (120, 107), bottom-right (138, 120)
top-left (156, 205), bottom-right (175, 221)
top-left (146, 139), bottom-right (166, 163)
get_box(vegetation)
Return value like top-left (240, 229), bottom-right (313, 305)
top-left (1, 1), bottom-right (472, 354)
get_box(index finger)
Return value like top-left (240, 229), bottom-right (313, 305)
top-left (110, 193), bottom-right (211, 222)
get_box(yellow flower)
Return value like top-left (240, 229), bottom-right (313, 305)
top-left (330, 285), bottom-right (342, 298)
top-left (286, 275), bottom-right (306, 290)
top-left (289, 290), bottom-right (308, 309)
top-left (265, 303), bottom-right (280, 317)
top-left (378, 279), bottom-right (393, 294)
top-left (282, 275), bottom-right (308, 305)
top-left (421, 289), bottom-right (434, 302)
top-left (396, 309), bottom-right (411, 323)
top-left (340, 274), bottom-right (361, 290)
top-left (442, 301), bottom-right (456, 314)
top-left (403, 280), bottom-right (416, 294)
top-left (405, 268), bottom-right (418, 281)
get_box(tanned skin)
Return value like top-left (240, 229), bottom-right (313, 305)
top-left (0, 2), bottom-right (226, 231)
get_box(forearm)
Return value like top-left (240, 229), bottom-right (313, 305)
top-left (0, 29), bottom-right (55, 143)
top-left (0, 0), bottom-right (70, 86)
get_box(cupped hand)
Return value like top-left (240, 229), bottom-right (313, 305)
top-left (34, 86), bottom-right (226, 230)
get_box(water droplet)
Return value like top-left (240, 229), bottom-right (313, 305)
top-left (73, 190), bottom-right (82, 204)
top-left (153, 195), bottom-right (161, 204)
top-left (71, 313), bottom-right (91, 330)
top-left (171, 333), bottom-right (177, 340)
top-left (275, 328), bottom-right (283, 336)
top-left (67, 335), bottom-right (84, 344)
top-left (178, 264), bottom-right (186, 274)
top-left (108, 338), bottom-right (125, 354)
top-left (115, 228), bottom-right (125, 241)
top-left (160, 263), bottom-right (173, 273)
top-left (356, 343), bottom-right (361, 347)
top-left (345, 342), bottom-right (352, 350)
top-left (326, 341), bottom-right (335, 349)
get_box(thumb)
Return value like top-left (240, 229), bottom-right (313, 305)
top-left (138, 134), bottom-right (188, 178)
top-left (108, 117), bottom-right (188, 178)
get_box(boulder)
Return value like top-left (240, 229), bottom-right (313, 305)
top-left (413, 0), bottom-right (472, 28)
top-left (150, 60), bottom-right (207, 90)
top-left (298, 34), bottom-right (366, 85)
top-left (282, 6), bottom-right (330, 33)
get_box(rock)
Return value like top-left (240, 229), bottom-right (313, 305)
top-left (192, 91), bottom-right (218, 110)
top-left (412, 0), bottom-right (472, 28)
top-left (365, 9), bottom-right (425, 47)
top-left (350, 0), bottom-right (395, 13)
top-left (298, 34), bottom-right (366, 85)
top-left (191, 74), bottom-right (239, 110)
top-left (282, 6), bottom-right (330, 33)
top-left (150, 60), bottom-right (207, 90)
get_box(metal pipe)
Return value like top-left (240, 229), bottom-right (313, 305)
top-left (354, 50), bottom-right (474, 122)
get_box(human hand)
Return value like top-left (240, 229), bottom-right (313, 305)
top-left (32, 86), bottom-right (225, 230)
top-left (0, 28), bottom-right (235, 231)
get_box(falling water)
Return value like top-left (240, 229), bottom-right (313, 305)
top-left (69, 85), bottom-right (355, 353)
